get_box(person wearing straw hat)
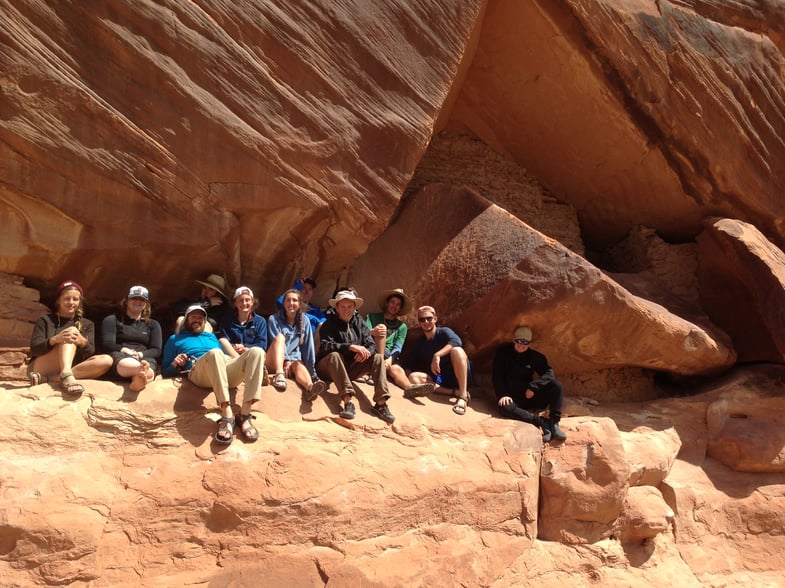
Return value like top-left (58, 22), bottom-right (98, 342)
top-left (316, 290), bottom-right (395, 424)
top-left (492, 325), bottom-right (567, 442)
top-left (366, 288), bottom-right (434, 400)
top-left (174, 273), bottom-right (229, 333)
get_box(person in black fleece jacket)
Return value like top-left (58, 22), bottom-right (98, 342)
top-left (492, 325), bottom-right (567, 442)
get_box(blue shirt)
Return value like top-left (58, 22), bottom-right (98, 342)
top-left (267, 310), bottom-right (317, 376)
top-left (276, 279), bottom-right (327, 332)
top-left (161, 331), bottom-right (222, 377)
top-left (402, 327), bottom-right (462, 374)
top-left (218, 312), bottom-right (268, 351)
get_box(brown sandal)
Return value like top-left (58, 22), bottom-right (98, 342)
top-left (236, 413), bottom-right (259, 442)
top-left (28, 371), bottom-right (49, 386)
top-left (60, 372), bottom-right (84, 398)
top-left (214, 415), bottom-right (235, 445)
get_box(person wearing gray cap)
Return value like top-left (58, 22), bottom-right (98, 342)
top-left (492, 326), bottom-right (567, 442)
top-left (162, 304), bottom-right (265, 445)
top-left (101, 285), bottom-right (162, 393)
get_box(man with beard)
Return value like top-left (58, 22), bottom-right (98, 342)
top-left (162, 304), bottom-right (264, 445)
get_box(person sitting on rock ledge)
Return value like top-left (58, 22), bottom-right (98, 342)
top-left (217, 286), bottom-right (268, 361)
top-left (400, 305), bottom-right (471, 415)
top-left (173, 273), bottom-right (229, 333)
top-left (316, 290), bottom-right (395, 424)
top-left (267, 288), bottom-right (326, 401)
top-left (162, 304), bottom-right (264, 445)
top-left (492, 325), bottom-right (567, 442)
top-left (365, 288), bottom-right (434, 400)
top-left (101, 285), bottom-right (162, 393)
top-left (28, 280), bottom-right (113, 397)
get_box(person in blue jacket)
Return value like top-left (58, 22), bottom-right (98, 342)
top-left (218, 286), bottom-right (268, 359)
top-left (267, 288), bottom-right (326, 400)
top-left (276, 277), bottom-right (326, 333)
top-left (162, 304), bottom-right (264, 445)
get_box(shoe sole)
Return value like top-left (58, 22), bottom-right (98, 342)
top-left (305, 380), bottom-right (327, 402)
top-left (372, 408), bottom-right (395, 424)
top-left (403, 383), bottom-right (435, 399)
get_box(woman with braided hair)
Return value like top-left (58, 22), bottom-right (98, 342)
top-left (267, 288), bottom-right (326, 402)
top-left (28, 280), bottom-right (112, 397)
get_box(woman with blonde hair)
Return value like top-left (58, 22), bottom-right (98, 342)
top-left (28, 280), bottom-right (112, 397)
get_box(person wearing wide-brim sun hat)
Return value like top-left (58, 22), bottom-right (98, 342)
top-left (365, 288), bottom-right (435, 400)
top-left (175, 273), bottom-right (230, 333)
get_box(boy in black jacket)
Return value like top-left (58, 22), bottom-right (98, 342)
top-left (492, 325), bottom-right (567, 442)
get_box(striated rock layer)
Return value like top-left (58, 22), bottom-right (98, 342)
top-left (447, 0), bottom-right (785, 249)
top-left (0, 0), bottom-right (485, 306)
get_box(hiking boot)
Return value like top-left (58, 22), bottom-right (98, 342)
top-left (372, 403), bottom-right (396, 424)
top-left (305, 379), bottom-right (327, 402)
top-left (549, 419), bottom-right (567, 441)
top-left (539, 418), bottom-right (552, 443)
top-left (403, 382), bottom-right (435, 399)
top-left (339, 400), bottom-right (356, 419)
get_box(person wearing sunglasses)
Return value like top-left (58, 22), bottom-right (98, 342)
top-left (400, 306), bottom-right (471, 415)
top-left (492, 326), bottom-right (567, 442)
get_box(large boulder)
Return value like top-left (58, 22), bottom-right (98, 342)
top-left (706, 389), bottom-right (785, 472)
top-left (621, 426), bottom-right (681, 487)
top-left (698, 217), bottom-right (785, 363)
top-left (350, 184), bottom-right (736, 381)
top-left (538, 416), bottom-right (630, 543)
top-left (446, 0), bottom-right (785, 249)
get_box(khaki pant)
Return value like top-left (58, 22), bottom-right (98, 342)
top-left (189, 347), bottom-right (265, 405)
top-left (316, 351), bottom-right (389, 404)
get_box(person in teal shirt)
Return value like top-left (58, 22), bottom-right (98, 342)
top-left (162, 305), bottom-right (265, 445)
top-left (365, 288), bottom-right (433, 400)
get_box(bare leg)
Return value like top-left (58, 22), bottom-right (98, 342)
top-left (290, 360), bottom-right (313, 392)
top-left (450, 347), bottom-right (470, 401)
top-left (388, 363), bottom-right (413, 389)
top-left (72, 354), bottom-right (113, 379)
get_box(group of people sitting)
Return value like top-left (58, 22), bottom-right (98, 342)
top-left (26, 274), bottom-right (567, 446)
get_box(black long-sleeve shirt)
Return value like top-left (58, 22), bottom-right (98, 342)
top-left (101, 313), bottom-right (162, 361)
top-left (492, 344), bottom-right (555, 402)
top-left (317, 311), bottom-right (376, 363)
top-left (29, 313), bottom-right (96, 362)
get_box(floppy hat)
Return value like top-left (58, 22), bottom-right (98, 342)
top-left (195, 274), bottom-right (227, 298)
top-left (377, 288), bottom-right (413, 316)
top-left (514, 326), bottom-right (533, 341)
top-left (127, 285), bottom-right (149, 300)
top-left (185, 304), bottom-right (208, 318)
top-left (329, 290), bottom-right (364, 309)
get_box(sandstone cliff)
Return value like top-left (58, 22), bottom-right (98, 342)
top-left (2, 0), bottom-right (785, 585)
